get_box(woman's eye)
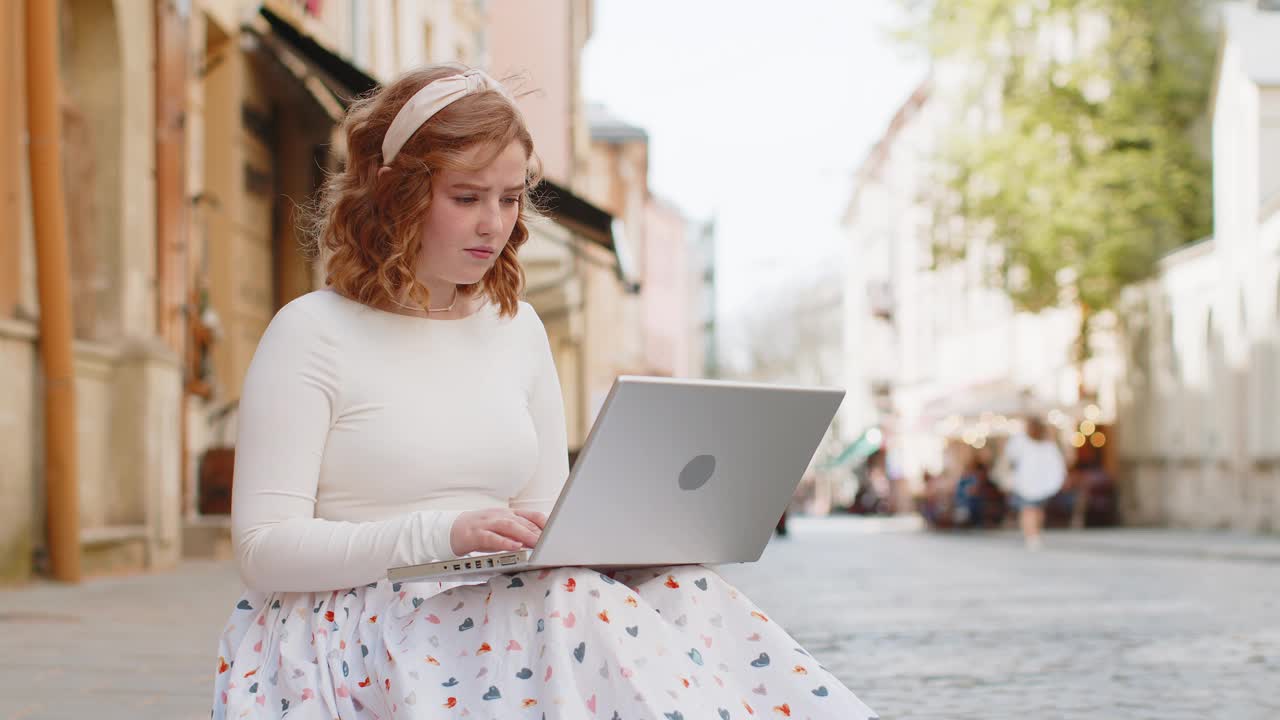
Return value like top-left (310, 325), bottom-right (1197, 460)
top-left (454, 196), bottom-right (478, 205)
top-left (502, 197), bottom-right (520, 206)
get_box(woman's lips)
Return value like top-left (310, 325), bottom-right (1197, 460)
top-left (466, 249), bottom-right (495, 259)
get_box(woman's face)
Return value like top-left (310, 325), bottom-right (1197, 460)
top-left (415, 140), bottom-right (527, 288)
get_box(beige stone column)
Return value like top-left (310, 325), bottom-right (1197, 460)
top-left (0, 0), bottom-right (35, 585)
top-left (115, 2), bottom-right (159, 339)
top-left (114, 340), bottom-right (184, 568)
top-left (0, 319), bottom-right (37, 583)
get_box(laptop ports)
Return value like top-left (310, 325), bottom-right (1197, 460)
top-left (499, 555), bottom-right (518, 566)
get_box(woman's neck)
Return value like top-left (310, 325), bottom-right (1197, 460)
top-left (387, 285), bottom-right (482, 320)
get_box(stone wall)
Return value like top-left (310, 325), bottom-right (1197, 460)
top-left (0, 319), bottom-right (36, 583)
top-left (1114, 236), bottom-right (1280, 533)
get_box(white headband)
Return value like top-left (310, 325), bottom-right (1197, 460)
top-left (381, 68), bottom-right (515, 166)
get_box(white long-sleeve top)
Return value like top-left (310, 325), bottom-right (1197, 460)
top-left (1003, 433), bottom-right (1067, 502)
top-left (230, 289), bottom-right (569, 593)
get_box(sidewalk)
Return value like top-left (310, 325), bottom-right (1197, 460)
top-left (0, 560), bottom-right (242, 720)
top-left (1035, 526), bottom-right (1280, 564)
top-left (799, 512), bottom-right (1280, 564)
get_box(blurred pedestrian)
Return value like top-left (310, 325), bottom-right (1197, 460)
top-left (853, 448), bottom-right (891, 514)
top-left (210, 62), bottom-right (876, 720)
top-left (953, 448), bottom-right (988, 528)
top-left (919, 470), bottom-right (942, 525)
top-left (1000, 416), bottom-right (1066, 550)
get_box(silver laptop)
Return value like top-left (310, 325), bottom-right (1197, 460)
top-left (387, 375), bottom-right (844, 583)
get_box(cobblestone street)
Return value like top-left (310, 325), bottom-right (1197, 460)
top-left (721, 517), bottom-right (1280, 720)
top-left (2, 517), bottom-right (1279, 719)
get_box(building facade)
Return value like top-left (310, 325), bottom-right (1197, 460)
top-left (2, 0), bottom-right (183, 581)
top-left (1115, 2), bottom-right (1280, 531)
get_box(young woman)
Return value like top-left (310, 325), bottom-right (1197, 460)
top-left (212, 63), bottom-right (877, 720)
top-left (1002, 417), bottom-right (1067, 550)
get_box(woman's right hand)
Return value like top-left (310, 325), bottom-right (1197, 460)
top-left (449, 508), bottom-right (547, 557)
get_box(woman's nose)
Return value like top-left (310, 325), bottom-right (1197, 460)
top-left (477, 200), bottom-right (503, 236)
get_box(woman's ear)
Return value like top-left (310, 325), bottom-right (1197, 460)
top-left (377, 165), bottom-right (392, 181)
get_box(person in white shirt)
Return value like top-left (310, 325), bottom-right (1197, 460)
top-left (210, 62), bottom-right (877, 720)
top-left (1001, 417), bottom-right (1067, 550)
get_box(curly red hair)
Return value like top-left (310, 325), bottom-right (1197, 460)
top-left (306, 63), bottom-right (541, 319)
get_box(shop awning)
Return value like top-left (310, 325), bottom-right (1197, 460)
top-left (821, 427), bottom-right (882, 470)
top-left (256, 6), bottom-right (378, 103)
top-left (920, 379), bottom-right (1060, 421)
top-left (533, 183), bottom-right (639, 292)
top-left (238, 9), bottom-right (362, 122)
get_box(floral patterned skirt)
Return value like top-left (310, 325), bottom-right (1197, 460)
top-left (212, 565), bottom-right (876, 720)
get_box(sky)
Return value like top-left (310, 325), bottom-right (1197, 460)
top-left (581, 0), bottom-right (928, 335)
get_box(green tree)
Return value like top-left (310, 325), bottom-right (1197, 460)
top-left (901, 0), bottom-right (1217, 364)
